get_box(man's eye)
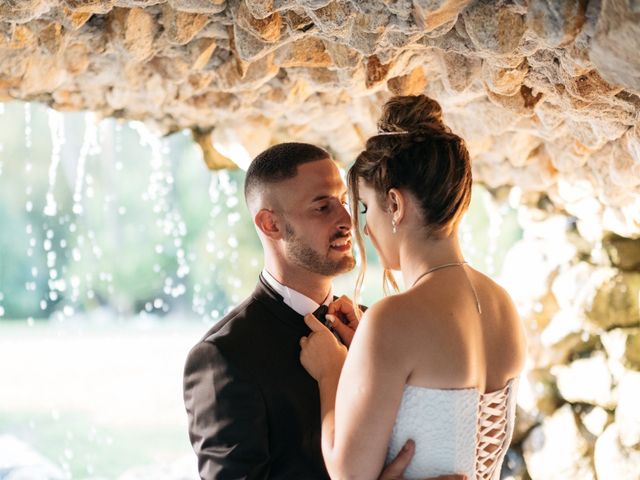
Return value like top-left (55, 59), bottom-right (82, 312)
top-left (317, 205), bottom-right (329, 212)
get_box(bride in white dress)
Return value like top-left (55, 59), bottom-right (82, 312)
top-left (299, 95), bottom-right (526, 480)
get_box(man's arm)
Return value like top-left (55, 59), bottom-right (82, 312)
top-left (183, 341), bottom-right (270, 480)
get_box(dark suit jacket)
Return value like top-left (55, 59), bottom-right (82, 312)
top-left (183, 274), bottom-right (330, 480)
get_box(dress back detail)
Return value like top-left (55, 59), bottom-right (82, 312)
top-left (475, 380), bottom-right (516, 479)
top-left (385, 378), bottom-right (518, 480)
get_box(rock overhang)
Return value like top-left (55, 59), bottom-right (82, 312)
top-left (1, 0), bottom-right (639, 236)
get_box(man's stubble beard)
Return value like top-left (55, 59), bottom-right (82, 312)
top-left (284, 222), bottom-right (355, 276)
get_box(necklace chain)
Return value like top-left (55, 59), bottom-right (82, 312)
top-left (411, 261), bottom-right (468, 288)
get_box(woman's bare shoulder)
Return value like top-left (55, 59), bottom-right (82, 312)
top-left (474, 271), bottom-right (527, 374)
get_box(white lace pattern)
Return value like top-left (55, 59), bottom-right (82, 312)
top-left (385, 379), bottom-right (518, 480)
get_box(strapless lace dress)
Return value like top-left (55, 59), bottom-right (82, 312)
top-left (385, 379), bottom-right (518, 480)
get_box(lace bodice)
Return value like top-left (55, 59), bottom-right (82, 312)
top-left (385, 379), bottom-right (518, 480)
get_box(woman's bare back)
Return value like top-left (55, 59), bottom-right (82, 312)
top-left (386, 265), bottom-right (525, 394)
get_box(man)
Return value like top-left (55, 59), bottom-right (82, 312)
top-left (183, 143), bottom-right (464, 480)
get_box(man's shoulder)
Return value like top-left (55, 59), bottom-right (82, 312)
top-left (184, 293), bottom-right (279, 381)
top-left (189, 293), bottom-right (274, 357)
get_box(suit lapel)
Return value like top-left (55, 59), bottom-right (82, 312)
top-left (252, 274), bottom-right (311, 336)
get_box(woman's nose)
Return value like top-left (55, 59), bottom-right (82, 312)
top-left (363, 224), bottom-right (369, 236)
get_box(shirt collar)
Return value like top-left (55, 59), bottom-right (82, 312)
top-left (261, 269), bottom-right (333, 316)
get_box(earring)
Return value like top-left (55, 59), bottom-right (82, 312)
top-left (392, 219), bottom-right (397, 234)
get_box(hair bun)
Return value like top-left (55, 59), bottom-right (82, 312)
top-left (377, 95), bottom-right (448, 135)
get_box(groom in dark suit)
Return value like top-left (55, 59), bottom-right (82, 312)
top-left (183, 143), bottom-right (464, 480)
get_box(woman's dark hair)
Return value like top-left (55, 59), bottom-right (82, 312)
top-left (348, 95), bottom-right (473, 297)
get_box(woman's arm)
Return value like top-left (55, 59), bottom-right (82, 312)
top-left (301, 299), bottom-right (411, 480)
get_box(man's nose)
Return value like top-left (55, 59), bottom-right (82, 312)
top-left (336, 202), bottom-right (352, 231)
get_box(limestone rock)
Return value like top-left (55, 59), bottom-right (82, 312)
top-left (586, 272), bottom-right (640, 330)
top-left (161, 4), bottom-right (210, 45)
top-left (235, 1), bottom-right (281, 43)
top-left (500, 447), bottom-right (529, 480)
top-left (108, 7), bottom-right (159, 62)
top-left (274, 37), bottom-right (332, 68)
top-left (539, 309), bottom-right (599, 368)
top-left (387, 67), bottom-right (427, 96)
top-left (439, 50), bottom-right (482, 93)
top-left (590, 0), bottom-right (640, 93)
top-left (63, 42), bottom-right (91, 75)
top-left (602, 327), bottom-right (640, 372)
top-left (554, 352), bottom-right (616, 409)
top-left (519, 368), bottom-right (561, 416)
top-left (615, 371), bottom-right (640, 448)
top-left (0, 0), bottom-right (51, 23)
top-left (581, 406), bottom-right (612, 437)
top-left (551, 261), bottom-right (616, 313)
top-left (64, 0), bottom-right (114, 14)
top-left (411, 0), bottom-right (471, 35)
top-left (525, 0), bottom-right (586, 48)
top-left (594, 424), bottom-right (640, 480)
top-left (307, 1), bottom-right (356, 37)
top-left (0, 0), bottom-right (639, 237)
top-left (168, 0), bottom-right (226, 14)
top-left (604, 233), bottom-right (640, 271)
top-left (523, 404), bottom-right (596, 480)
top-left (511, 405), bottom-right (538, 444)
top-left (482, 60), bottom-right (528, 96)
top-left (463, 1), bottom-right (526, 56)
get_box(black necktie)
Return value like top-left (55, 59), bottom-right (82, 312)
top-left (312, 304), bottom-right (343, 342)
top-left (313, 304), bottom-right (331, 329)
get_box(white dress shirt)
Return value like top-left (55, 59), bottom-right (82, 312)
top-left (262, 269), bottom-right (333, 316)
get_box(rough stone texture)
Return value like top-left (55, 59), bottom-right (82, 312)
top-left (594, 424), bottom-right (640, 480)
top-left (523, 404), bottom-right (596, 480)
top-left (586, 271), bottom-right (640, 330)
top-left (554, 352), bottom-right (616, 408)
top-left (614, 371), bottom-right (640, 448)
top-left (0, 0), bottom-right (639, 236)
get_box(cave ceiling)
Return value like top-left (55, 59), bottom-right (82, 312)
top-left (1, 0), bottom-right (639, 236)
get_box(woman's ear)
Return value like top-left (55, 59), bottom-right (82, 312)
top-left (387, 188), bottom-right (405, 225)
top-left (254, 209), bottom-right (284, 240)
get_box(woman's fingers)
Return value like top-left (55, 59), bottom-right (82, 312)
top-left (327, 295), bottom-right (356, 317)
top-left (328, 315), bottom-right (355, 347)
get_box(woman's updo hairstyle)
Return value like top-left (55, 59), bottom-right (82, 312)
top-left (348, 95), bottom-right (473, 296)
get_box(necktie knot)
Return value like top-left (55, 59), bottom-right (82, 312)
top-left (313, 304), bottom-right (329, 323)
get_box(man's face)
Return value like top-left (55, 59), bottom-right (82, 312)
top-left (276, 158), bottom-right (355, 276)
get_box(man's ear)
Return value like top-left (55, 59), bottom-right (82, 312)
top-left (255, 209), bottom-right (284, 240)
top-left (387, 188), bottom-right (405, 226)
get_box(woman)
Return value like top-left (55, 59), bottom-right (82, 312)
top-left (299, 95), bottom-right (526, 480)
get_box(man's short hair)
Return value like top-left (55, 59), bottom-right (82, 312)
top-left (244, 142), bottom-right (330, 204)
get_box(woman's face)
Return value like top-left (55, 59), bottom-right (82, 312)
top-left (357, 179), bottom-right (400, 270)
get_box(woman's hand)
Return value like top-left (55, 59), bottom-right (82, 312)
top-left (300, 313), bottom-right (347, 382)
top-left (326, 295), bottom-right (361, 347)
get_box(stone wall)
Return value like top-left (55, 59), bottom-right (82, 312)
top-left (2, 1), bottom-right (640, 479)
